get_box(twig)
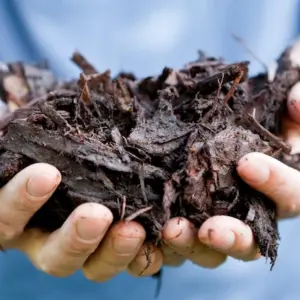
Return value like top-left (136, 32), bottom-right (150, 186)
top-left (71, 51), bottom-right (98, 74)
top-left (139, 245), bottom-right (152, 276)
top-left (154, 269), bottom-right (163, 298)
top-left (227, 190), bottom-right (239, 212)
top-left (138, 164), bottom-right (148, 204)
top-left (245, 113), bottom-right (291, 153)
top-left (156, 127), bottom-right (196, 144)
top-left (120, 196), bottom-right (126, 220)
top-left (223, 66), bottom-right (244, 103)
top-left (232, 33), bottom-right (268, 72)
top-left (38, 101), bottom-right (72, 130)
top-left (194, 61), bottom-right (249, 95)
top-left (202, 73), bottom-right (224, 123)
top-left (125, 206), bottom-right (153, 221)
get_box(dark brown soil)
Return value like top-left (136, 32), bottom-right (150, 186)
top-left (0, 45), bottom-right (299, 272)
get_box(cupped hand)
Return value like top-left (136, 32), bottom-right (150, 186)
top-left (0, 164), bottom-right (163, 281)
top-left (4, 85), bottom-right (300, 281)
top-left (160, 81), bottom-right (300, 269)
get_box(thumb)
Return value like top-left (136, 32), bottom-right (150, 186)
top-left (237, 152), bottom-right (300, 218)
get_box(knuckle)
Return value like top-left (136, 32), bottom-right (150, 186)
top-left (83, 256), bottom-right (125, 282)
top-left (99, 250), bottom-right (129, 268)
top-left (101, 257), bottom-right (126, 273)
top-left (19, 194), bottom-right (41, 212)
top-left (64, 239), bottom-right (97, 258)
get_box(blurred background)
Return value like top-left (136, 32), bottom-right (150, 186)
top-left (0, 0), bottom-right (300, 299)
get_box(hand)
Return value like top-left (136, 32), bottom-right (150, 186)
top-left (4, 86), bottom-right (300, 281)
top-left (159, 81), bottom-right (300, 269)
top-left (0, 163), bottom-right (163, 281)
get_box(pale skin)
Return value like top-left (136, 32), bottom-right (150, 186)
top-left (1, 82), bottom-right (300, 282)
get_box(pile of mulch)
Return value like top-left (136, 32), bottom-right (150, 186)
top-left (0, 44), bottom-right (300, 273)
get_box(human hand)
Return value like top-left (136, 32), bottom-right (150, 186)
top-left (4, 76), bottom-right (300, 281)
top-left (159, 80), bottom-right (300, 269)
top-left (0, 163), bottom-right (163, 281)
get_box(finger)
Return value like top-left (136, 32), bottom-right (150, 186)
top-left (18, 202), bottom-right (113, 277)
top-left (281, 115), bottom-right (300, 154)
top-left (0, 163), bottom-right (61, 243)
top-left (168, 236), bottom-right (227, 268)
top-left (127, 244), bottom-right (163, 277)
top-left (184, 241), bottom-right (227, 268)
top-left (161, 245), bottom-right (185, 267)
top-left (83, 221), bottom-right (145, 282)
top-left (287, 81), bottom-right (300, 125)
top-left (237, 152), bottom-right (300, 218)
top-left (162, 217), bottom-right (226, 268)
top-left (282, 82), bottom-right (300, 154)
top-left (162, 217), bottom-right (197, 250)
top-left (198, 216), bottom-right (260, 261)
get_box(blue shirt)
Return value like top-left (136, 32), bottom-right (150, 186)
top-left (1, 0), bottom-right (300, 299)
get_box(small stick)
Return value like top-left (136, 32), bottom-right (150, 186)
top-left (223, 67), bottom-right (244, 104)
top-left (156, 127), bottom-right (196, 144)
top-left (232, 33), bottom-right (268, 72)
top-left (202, 73), bottom-right (224, 123)
top-left (194, 61), bottom-right (249, 95)
top-left (245, 113), bottom-right (291, 153)
top-left (154, 270), bottom-right (163, 298)
top-left (138, 164), bottom-right (148, 204)
top-left (78, 73), bottom-right (102, 118)
top-left (125, 206), bottom-right (153, 221)
top-left (38, 101), bottom-right (72, 130)
top-left (71, 51), bottom-right (98, 74)
top-left (227, 190), bottom-right (239, 212)
top-left (78, 73), bottom-right (91, 104)
top-left (120, 196), bottom-right (126, 220)
top-left (139, 245), bottom-right (152, 276)
top-left (271, 148), bottom-right (283, 159)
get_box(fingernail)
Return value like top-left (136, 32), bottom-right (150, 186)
top-left (238, 155), bottom-right (270, 184)
top-left (76, 217), bottom-right (109, 241)
top-left (205, 229), bottom-right (235, 250)
top-left (26, 170), bottom-right (61, 197)
top-left (217, 230), bottom-right (235, 250)
top-left (112, 236), bottom-right (143, 255)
